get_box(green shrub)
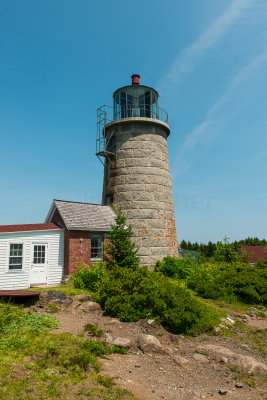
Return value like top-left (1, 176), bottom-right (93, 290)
top-left (187, 262), bottom-right (266, 305)
top-left (213, 241), bottom-right (238, 263)
top-left (72, 211), bottom-right (221, 335)
top-left (194, 280), bottom-right (235, 301)
top-left (96, 265), bottom-right (221, 335)
top-left (73, 262), bottom-right (107, 291)
top-left (155, 256), bottom-right (197, 279)
top-left (221, 265), bottom-right (267, 305)
top-left (155, 256), bottom-right (267, 306)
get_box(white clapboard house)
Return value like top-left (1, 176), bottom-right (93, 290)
top-left (0, 223), bottom-right (64, 289)
top-left (0, 200), bottom-right (115, 290)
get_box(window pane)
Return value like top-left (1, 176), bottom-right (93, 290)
top-left (33, 245), bottom-right (46, 264)
top-left (10, 244), bottom-right (23, 257)
top-left (9, 244), bottom-right (23, 270)
top-left (91, 235), bottom-right (103, 260)
top-left (9, 264), bottom-right (22, 270)
top-left (9, 257), bottom-right (22, 264)
top-left (91, 249), bottom-right (98, 258)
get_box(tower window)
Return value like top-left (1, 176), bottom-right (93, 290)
top-left (91, 235), bottom-right (103, 262)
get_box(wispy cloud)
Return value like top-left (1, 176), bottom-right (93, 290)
top-left (182, 48), bottom-right (267, 150)
top-left (172, 46), bottom-right (267, 177)
top-left (159, 0), bottom-right (255, 93)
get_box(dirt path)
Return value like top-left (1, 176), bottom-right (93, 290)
top-left (46, 310), bottom-right (267, 400)
top-left (33, 294), bottom-right (267, 400)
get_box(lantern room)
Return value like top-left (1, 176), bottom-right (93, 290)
top-left (113, 74), bottom-right (159, 120)
top-left (96, 74), bottom-right (169, 165)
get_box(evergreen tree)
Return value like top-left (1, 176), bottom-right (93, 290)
top-left (179, 237), bottom-right (267, 262)
top-left (206, 241), bottom-right (215, 258)
top-left (180, 240), bottom-right (187, 249)
top-left (104, 208), bottom-right (140, 270)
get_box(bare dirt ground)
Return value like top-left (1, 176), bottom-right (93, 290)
top-left (32, 294), bottom-right (267, 400)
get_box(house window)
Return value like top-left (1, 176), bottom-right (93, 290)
top-left (91, 235), bottom-right (103, 261)
top-left (33, 245), bottom-right (46, 264)
top-left (9, 243), bottom-right (23, 270)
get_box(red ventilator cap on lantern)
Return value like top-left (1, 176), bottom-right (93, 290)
top-left (131, 74), bottom-right (140, 85)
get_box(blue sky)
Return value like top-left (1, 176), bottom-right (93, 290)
top-left (0, 0), bottom-right (266, 243)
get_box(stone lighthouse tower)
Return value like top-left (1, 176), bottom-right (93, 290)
top-left (96, 74), bottom-right (178, 266)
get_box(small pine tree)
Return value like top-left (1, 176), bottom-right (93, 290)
top-left (104, 208), bottom-right (140, 270)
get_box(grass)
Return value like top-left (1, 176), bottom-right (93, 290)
top-left (219, 320), bottom-right (267, 356)
top-left (234, 321), bottom-right (267, 356)
top-left (27, 278), bottom-right (92, 296)
top-left (0, 349), bottom-right (135, 399)
top-left (255, 310), bottom-right (266, 318)
top-left (45, 304), bottom-right (60, 313)
top-left (196, 297), bottom-right (267, 356)
top-left (0, 303), bottom-right (136, 400)
top-left (96, 374), bottom-right (115, 388)
top-left (199, 297), bottom-right (251, 315)
top-left (84, 323), bottom-right (105, 338)
top-left (228, 365), bottom-right (257, 388)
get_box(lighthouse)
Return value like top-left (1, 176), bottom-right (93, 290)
top-left (96, 74), bottom-right (178, 266)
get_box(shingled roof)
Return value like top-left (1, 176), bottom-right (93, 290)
top-left (0, 223), bottom-right (61, 234)
top-left (46, 200), bottom-right (116, 231)
top-left (241, 246), bottom-right (267, 263)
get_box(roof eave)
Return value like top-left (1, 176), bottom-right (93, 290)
top-left (45, 200), bottom-right (56, 223)
top-left (0, 228), bottom-right (63, 235)
top-left (45, 200), bottom-right (69, 229)
top-left (68, 227), bottom-right (110, 232)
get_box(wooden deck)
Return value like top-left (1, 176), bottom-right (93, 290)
top-left (0, 290), bottom-right (41, 297)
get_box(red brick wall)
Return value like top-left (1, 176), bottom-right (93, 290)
top-left (50, 207), bottom-right (108, 276)
top-left (64, 229), bottom-right (70, 275)
top-left (66, 230), bottom-right (107, 275)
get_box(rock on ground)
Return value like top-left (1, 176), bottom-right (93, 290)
top-left (197, 344), bottom-right (267, 376)
top-left (73, 294), bottom-right (92, 302)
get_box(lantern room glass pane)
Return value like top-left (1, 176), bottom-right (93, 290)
top-left (114, 86), bottom-right (158, 121)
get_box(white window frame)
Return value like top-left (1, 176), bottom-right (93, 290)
top-left (32, 244), bottom-right (47, 265)
top-left (91, 234), bottom-right (104, 262)
top-left (8, 242), bottom-right (24, 272)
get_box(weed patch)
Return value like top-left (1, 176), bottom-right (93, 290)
top-left (0, 303), bottom-right (58, 350)
top-left (84, 323), bottom-right (104, 338)
top-left (96, 374), bottom-right (115, 388)
top-left (45, 304), bottom-right (60, 313)
top-left (218, 319), bottom-right (267, 356)
top-left (0, 304), bottom-right (135, 400)
top-left (228, 365), bottom-right (257, 388)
